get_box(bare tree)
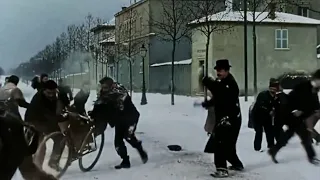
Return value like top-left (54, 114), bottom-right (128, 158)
top-left (188, 0), bottom-right (232, 100)
top-left (67, 24), bottom-right (78, 52)
top-left (232, 0), bottom-right (278, 95)
top-left (150, 0), bottom-right (192, 105)
top-left (116, 9), bottom-right (144, 96)
top-left (84, 13), bottom-right (96, 52)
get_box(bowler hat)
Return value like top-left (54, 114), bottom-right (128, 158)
top-left (214, 59), bottom-right (231, 70)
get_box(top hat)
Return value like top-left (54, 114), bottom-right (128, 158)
top-left (214, 59), bottom-right (232, 70)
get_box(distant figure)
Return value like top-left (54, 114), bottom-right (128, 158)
top-left (73, 81), bottom-right (90, 115)
top-left (58, 78), bottom-right (73, 107)
top-left (31, 76), bottom-right (40, 91)
top-left (4, 77), bottom-right (9, 87)
top-left (31, 74), bottom-right (49, 92)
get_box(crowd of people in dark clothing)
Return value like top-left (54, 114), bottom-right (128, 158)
top-left (0, 73), bottom-right (148, 179)
top-left (0, 59), bottom-right (320, 179)
top-left (200, 59), bottom-right (320, 178)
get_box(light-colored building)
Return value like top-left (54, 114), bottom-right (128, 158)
top-left (233, 0), bottom-right (320, 44)
top-left (114, 0), bottom-right (198, 94)
top-left (90, 22), bottom-right (116, 83)
top-left (189, 10), bottom-right (320, 95)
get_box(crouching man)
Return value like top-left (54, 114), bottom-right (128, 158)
top-left (90, 77), bottom-right (148, 169)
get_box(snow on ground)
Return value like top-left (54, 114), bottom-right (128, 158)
top-left (5, 79), bottom-right (319, 179)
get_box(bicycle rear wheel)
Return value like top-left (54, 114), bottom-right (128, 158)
top-left (35, 131), bottom-right (73, 178)
top-left (78, 128), bottom-right (105, 172)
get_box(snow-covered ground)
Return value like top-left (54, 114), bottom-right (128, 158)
top-left (4, 77), bottom-right (319, 180)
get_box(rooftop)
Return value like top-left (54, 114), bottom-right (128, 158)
top-left (90, 23), bottom-right (115, 32)
top-left (100, 35), bottom-right (115, 44)
top-left (190, 10), bottom-right (320, 25)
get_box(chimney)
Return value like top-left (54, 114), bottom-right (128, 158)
top-left (268, 2), bottom-right (276, 20)
top-left (121, 6), bottom-right (127, 10)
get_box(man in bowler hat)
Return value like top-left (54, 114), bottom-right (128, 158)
top-left (201, 59), bottom-right (244, 177)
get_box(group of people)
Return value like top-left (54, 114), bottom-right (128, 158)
top-left (1, 60), bottom-right (320, 179)
top-left (200, 59), bottom-right (320, 178)
top-left (252, 73), bottom-right (320, 165)
top-left (0, 73), bottom-right (148, 179)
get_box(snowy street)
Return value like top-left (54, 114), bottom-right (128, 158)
top-left (12, 82), bottom-right (320, 180)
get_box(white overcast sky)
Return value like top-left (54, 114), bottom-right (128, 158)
top-left (0, 0), bottom-right (130, 70)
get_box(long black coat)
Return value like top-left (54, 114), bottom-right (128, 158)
top-left (203, 74), bottom-right (241, 122)
top-left (251, 90), bottom-right (276, 125)
top-left (202, 74), bottom-right (241, 153)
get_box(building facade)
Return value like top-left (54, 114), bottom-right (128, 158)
top-left (190, 11), bottom-right (320, 95)
top-left (114, 0), bottom-right (195, 94)
top-left (90, 23), bottom-right (116, 83)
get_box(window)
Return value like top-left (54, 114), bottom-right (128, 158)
top-left (139, 62), bottom-right (143, 74)
top-left (298, 7), bottom-right (309, 17)
top-left (275, 29), bottom-right (288, 49)
top-left (140, 17), bottom-right (143, 35)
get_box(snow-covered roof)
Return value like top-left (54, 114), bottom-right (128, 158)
top-left (317, 44), bottom-right (320, 49)
top-left (109, 17), bottom-right (115, 25)
top-left (190, 11), bottom-right (320, 25)
top-left (100, 35), bottom-right (115, 44)
top-left (150, 59), bottom-right (191, 67)
top-left (317, 54), bottom-right (320, 58)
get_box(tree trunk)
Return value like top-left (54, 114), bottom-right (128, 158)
top-left (87, 62), bottom-right (91, 80)
top-left (129, 60), bottom-right (133, 97)
top-left (116, 61), bottom-right (119, 81)
top-left (244, 0), bottom-right (248, 101)
top-left (171, 40), bottom-right (176, 105)
top-left (204, 34), bottom-right (210, 101)
top-left (253, 18), bottom-right (258, 95)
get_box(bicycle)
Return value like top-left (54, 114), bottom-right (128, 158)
top-left (35, 109), bottom-right (105, 178)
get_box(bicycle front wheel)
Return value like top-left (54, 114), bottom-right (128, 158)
top-left (35, 131), bottom-right (73, 178)
top-left (78, 128), bottom-right (105, 172)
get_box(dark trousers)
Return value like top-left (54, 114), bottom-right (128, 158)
top-left (74, 103), bottom-right (86, 116)
top-left (114, 124), bottom-right (142, 159)
top-left (214, 118), bottom-right (243, 170)
top-left (273, 121), bottom-right (285, 143)
top-left (0, 127), bottom-right (55, 180)
top-left (254, 119), bottom-right (274, 150)
top-left (0, 122), bottom-right (25, 179)
top-left (272, 116), bottom-right (316, 160)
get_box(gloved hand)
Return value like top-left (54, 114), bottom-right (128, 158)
top-left (218, 116), bottom-right (231, 127)
top-left (128, 124), bottom-right (136, 135)
top-left (202, 101), bottom-right (210, 109)
top-left (292, 110), bottom-right (303, 117)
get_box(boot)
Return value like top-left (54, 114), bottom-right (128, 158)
top-left (114, 156), bottom-right (131, 169)
top-left (211, 168), bottom-right (229, 178)
top-left (137, 146), bottom-right (148, 164)
top-left (48, 162), bottom-right (62, 172)
top-left (228, 165), bottom-right (244, 171)
top-left (268, 148), bottom-right (279, 164)
top-left (308, 157), bottom-right (320, 165)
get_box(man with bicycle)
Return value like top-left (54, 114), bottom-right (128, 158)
top-left (25, 79), bottom-right (66, 172)
top-left (0, 75), bottom-right (56, 179)
top-left (90, 77), bottom-right (148, 169)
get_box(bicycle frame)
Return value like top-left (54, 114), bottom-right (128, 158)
top-left (59, 112), bottom-right (98, 161)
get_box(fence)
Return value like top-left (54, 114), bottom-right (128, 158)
top-left (149, 59), bottom-right (191, 95)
